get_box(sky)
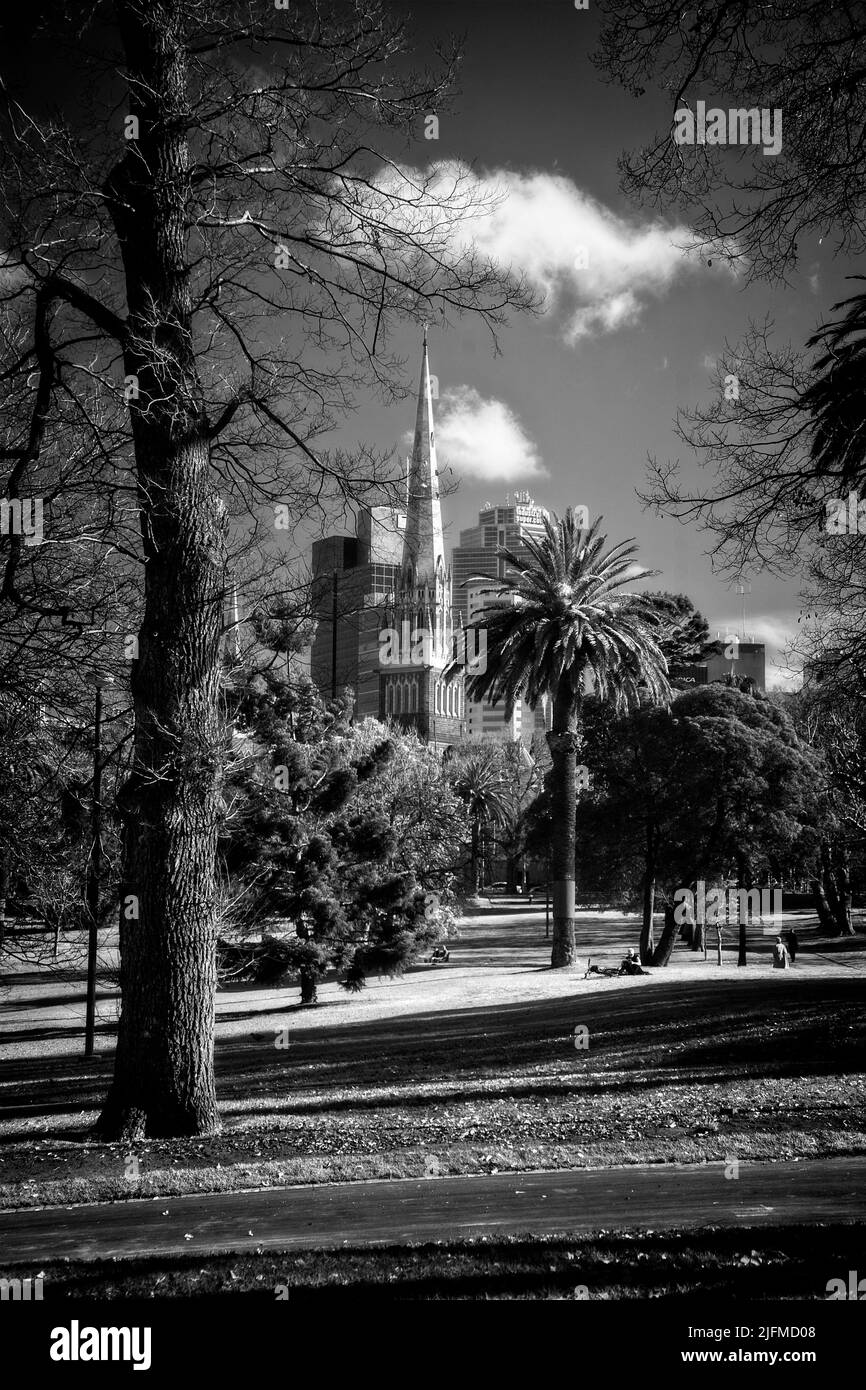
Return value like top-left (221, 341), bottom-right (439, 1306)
top-left (323, 0), bottom-right (855, 690)
top-left (0, 2), bottom-right (846, 689)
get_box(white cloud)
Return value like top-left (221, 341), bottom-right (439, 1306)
top-left (462, 167), bottom-right (736, 343)
top-left (423, 385), bottom-right (546, 482)
top-left (337, 161), bottom-right (737, 345)
top-left (416, 164), bottom-right (735, 343)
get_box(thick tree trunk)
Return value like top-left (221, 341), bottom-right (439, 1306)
top-left (96, 2), bottom-right (224, 1138)
top-left (639, 821), bottom-right (655, 965)
top-left (639, 879), bottom-right (655, 964)
top-left (299, 968), bottom-right (318, 1005)
top-left (651, 903), bottom-right (678, 967)
top-left (811, 875), bottom-right (835, 932)
top-left (692, 915), bottom-right (705, 953)
top-left (546, 693), bottom-right (579, 968)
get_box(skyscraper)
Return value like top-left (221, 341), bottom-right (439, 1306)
top-left (310, 331), bottom-right (464, 744)
top-left (454, 494), bottom-right (553, 743)
top-left (451, 492), bottom-right (550, 623)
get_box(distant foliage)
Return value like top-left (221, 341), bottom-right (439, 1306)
top-left (218, 665), bottom-right (468, 1001)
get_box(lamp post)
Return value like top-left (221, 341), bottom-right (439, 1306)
top-left (84, 670), bottom-right (114, 1058)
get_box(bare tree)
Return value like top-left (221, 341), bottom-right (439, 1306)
top-left (593, 0), bottom-right (866, 283)
top-left (0, 0), bottom-right (534, 1137)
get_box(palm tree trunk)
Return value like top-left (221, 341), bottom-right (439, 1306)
top-left (546, 692), bottom-right (579, 967)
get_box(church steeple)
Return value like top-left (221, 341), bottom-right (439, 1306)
top-left (402, 326), bottom-right (446, 586)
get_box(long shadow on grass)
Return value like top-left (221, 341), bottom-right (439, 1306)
top-left (1, 976), bottom-right (863, 1141)
top-left (15, 1225), bottom-right (861, 1301)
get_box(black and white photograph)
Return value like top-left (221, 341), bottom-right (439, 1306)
top-left (0, 0), bottom-right (864, 1367)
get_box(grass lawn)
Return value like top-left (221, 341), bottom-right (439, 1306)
top-left (1, 907), bottom-right (865, 1209)
top-left (14, 1225), bottom-right (864, 1300)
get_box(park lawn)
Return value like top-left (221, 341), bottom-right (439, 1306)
top-left (1, 911), bottom-right (865, 1209)
top-left (6, 1224), bottom-right (862, 1300)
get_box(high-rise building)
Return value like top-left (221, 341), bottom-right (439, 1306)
top-left (451, 492), bottom-right (550, 623)
top-left (455, 495), bottom-right (552, 744)
top-left (673, 638), bottom-right (767, 690)
top-left (310, 331), bottom-right (464, 745)
top-left (310, 506), bottom-right (404, 714)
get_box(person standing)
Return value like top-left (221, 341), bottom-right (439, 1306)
top-left (772, 935), bottom-right (790, 969)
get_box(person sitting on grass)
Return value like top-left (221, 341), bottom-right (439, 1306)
top-left (620, 949), bottom-right (648, 977)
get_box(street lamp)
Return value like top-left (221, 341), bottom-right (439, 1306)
top-left (84, 670), bottom-right (115, 1059)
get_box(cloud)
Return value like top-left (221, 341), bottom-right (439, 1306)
top-left (422, 385), bottom-right (546, 482)
top-left (421, 164), bottom-right (736, 344)
top-left (331, 159), bottom-right (738, 345)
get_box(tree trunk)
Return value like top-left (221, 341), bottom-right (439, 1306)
top-left (716, 924), bottom-right (723, 966)
top-left (639, 820), bottom-right (655, 964)
top-left (811, 875), bottom-right (835, 932)
top-left (0, 853), bottom-right (8, 958)
top-left (471, 820), bottom-right (480, 893)
top-left (692, 915), bottom-right (705, 953)
top-left (821, 843), bottom-right (843, 928)
top-left (546, 693), bottom-right (579, 968)
top-left (736, 855), bottom-right (750, 966)
top-left (639, 878), bottom-right (655, 964)
top-left (299, 968), bottom-right (318, 1005)
top-left (651, 903), bottom-right (678, 967)
top-left (832, 844), bottom-right (854, 935)
top-left (96, 2), bottom-right (224, 1139)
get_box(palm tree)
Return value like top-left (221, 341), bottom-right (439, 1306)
top-left (460, 510), bottom-right (671, 967)
top-left (801, 281), bottom-right (866, 492)
top-left (449, 745), bottom-right (510, 892)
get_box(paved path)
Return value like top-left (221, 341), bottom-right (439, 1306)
top-left (1, 1157), bottom-right (864, 1263)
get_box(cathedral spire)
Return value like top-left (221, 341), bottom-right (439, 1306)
top-left (402, 327), bottom-right (445, 586)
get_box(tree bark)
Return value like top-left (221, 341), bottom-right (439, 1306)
top-left (0, 853), bottom-right (8, 958)
top-left (651, 903), bottom-right (678, 967)
top-left (831, 844), bottom-right (854, 935)
top-left (811, 875), bottom-right (835, 932)
top-left (736, 855), bottom-right (750, 966)
top-left (546, 693), bottom-right (579, 967)
top-left (299, 968), bottom-right (318, 1005)
top-left (639, 820), bottom-right (655, 964)
top-left (96, 1), bottom-right (224, 1138)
